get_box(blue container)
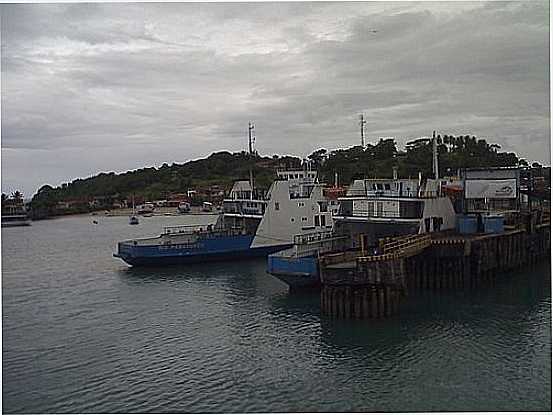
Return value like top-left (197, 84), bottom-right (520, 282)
top-left (457, 215), bottom-right (478, 234)
top-left (483, 214), bottom-right (504, 234)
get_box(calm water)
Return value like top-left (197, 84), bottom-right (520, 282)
top-left (2, 214), bottom-right (551, 413)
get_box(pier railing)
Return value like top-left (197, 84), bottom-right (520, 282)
top-left (379, 233), bottom-right (432, 256)
top-left (320, 249), bottom-right (361, 266)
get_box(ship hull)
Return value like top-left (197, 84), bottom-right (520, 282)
top-left (114, 234), bottom-right (291, 266)
top-left (1, 218), bottom-right (31, 227)
top-left (267, 254), bottom-right (320, 289)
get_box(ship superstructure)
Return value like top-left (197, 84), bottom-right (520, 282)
top-left (334, 176), bottom-right (457, 248)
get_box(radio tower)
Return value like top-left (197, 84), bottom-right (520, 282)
top-left (248, 122), bottom-right (255, 155)
top-left (247, 122), bottom-right (256, 192)
top-left (359, 114), bottom-right (366, 147)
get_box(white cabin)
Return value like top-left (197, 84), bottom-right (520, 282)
top-left (251, 170), bottom-right (334, 248)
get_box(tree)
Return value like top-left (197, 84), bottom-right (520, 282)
top-left (11, 190), bottom-right (23, 201)
top-left (308, 149), bottom-right (328, 169)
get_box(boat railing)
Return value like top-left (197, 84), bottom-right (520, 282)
top-left (343, 190), bottom-right (444, 198)
top-left (271, 231), bottom-right (350, 258)
top-left (163, 224), bottom-right (248, 237)
top-left (293, 230), bottom-right (336, 245)
top-left (337, 208), bottom-right (422, 220)
top-left (345, 190), bottom-right (421, 198)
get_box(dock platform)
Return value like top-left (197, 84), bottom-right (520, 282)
top-left (319, 222), bottom-right (550, 320)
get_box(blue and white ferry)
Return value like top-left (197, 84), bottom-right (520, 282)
top-left (267, 175), bottom-right (458, 289)
top-left (114, 169), bottom-right (335, 266)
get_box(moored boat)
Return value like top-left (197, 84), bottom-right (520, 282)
top-left (2, 195), bottom-right (31, 227)
top-left (129, 195), bottom-right (139, 225)
top-left (114, 168), bottom-right (336, 266)
top-left (267, 134), bottom-right (460, 289)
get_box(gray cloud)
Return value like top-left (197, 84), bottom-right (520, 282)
top-left (1, 1), bottom-right (549, 197)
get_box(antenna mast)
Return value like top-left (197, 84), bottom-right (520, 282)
top-left (432, 130), bottom-right (439, 181)
top-left (248, 122), bottom-right (255, 155)
top-left (359, 114), bottom-right (366, 147)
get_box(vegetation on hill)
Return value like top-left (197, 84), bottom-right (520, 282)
top-left (27, 134), bottom-right (548, 219)
top-left (314, 134), bottom-right (530, 184)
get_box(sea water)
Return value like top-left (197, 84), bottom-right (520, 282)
top-left (2, 214), bottom-right (551, 412)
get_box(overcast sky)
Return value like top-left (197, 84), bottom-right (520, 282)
top-left (1, 1), bottom-right (550, 197)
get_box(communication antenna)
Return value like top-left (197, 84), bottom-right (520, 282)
top-left (359, 114), bottom-right (366, 147)
top-left (432, 130), bottom-right (439, 181)
top-left (248, 122), bottom-right (255, 155)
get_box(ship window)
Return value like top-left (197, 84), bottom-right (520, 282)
top-left (301, 217), bottom-right (307, 221)
top-left (377, 183), bottom-right (384, 190)
top-left (384, 184), bottom-right (391, 190)
top-left (376, 202), bottom-right (383, 217)
top-left (321, 215), bottom-right (326, 227)
top-left (298, 202), bottom-right (304, 207)
top-left (275, 202), bottom-right (280, 211)
top-left (315, 215), bottom-right (320, 226)
top-left (367, 202), bottom-right (374, 216)
top-left (290, 217), bottom-right (295, 222)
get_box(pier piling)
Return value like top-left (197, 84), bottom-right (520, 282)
top-left (320, 225), bottom-right (550, 319)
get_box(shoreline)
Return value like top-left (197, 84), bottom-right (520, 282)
top-left (31, 206), bottom-right (219, 221)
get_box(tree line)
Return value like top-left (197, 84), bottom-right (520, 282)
top-left (27, 135), bottom-right (549, 219)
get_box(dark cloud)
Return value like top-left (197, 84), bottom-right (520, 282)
top-left (1, 1), bottom-right (549, 196)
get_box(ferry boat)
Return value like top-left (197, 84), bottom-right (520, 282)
top-left (267, 175), bottom-right (457, 289)
top-left (2, 198), bottom-right (31, 227)
top-left (113, 169), bottom-right (335, 266)
top-left (333, 175), bottom-right (457, 246)
top-left (267, 134), bottom-right (459, 289)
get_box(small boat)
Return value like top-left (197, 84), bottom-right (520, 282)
top-left (137, 202), bottom-right (155, 215)
top-left (129, 195), bottom-right (139, 225)
top-left (176, 201), bottom-right (191, 214)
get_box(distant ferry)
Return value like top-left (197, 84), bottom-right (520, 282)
top-left (113, 169), bottom-right (335, 266)
top-left (2, 200), bottom-right (31, 227)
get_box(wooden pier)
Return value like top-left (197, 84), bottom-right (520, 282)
top-left (320, 222), bottom-right (550, 319)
